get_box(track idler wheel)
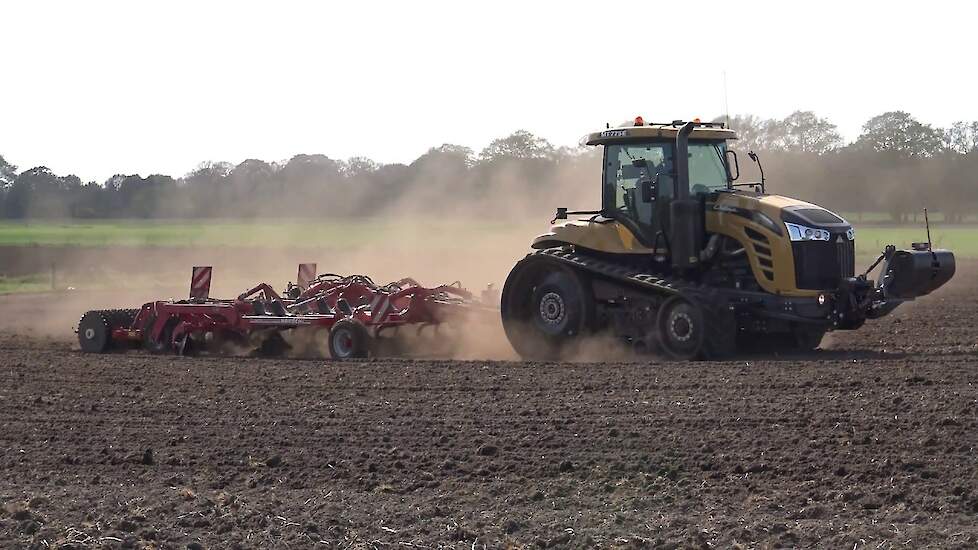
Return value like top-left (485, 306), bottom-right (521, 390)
top-left (328, 319), bottom-right (372, 359)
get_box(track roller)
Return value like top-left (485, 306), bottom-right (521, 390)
top-left (657, 296), bottom-right (736, 360)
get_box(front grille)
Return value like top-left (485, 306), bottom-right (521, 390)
top-left (792, 236), bottom-right (855, 290)
top-left (838, 238), bottom-right (855, 278)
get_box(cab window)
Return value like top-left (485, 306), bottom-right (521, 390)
top-left (603, 143), bottom-right (674, 228)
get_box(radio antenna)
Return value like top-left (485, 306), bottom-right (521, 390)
top-left (722, 70), bottom-right (730, 127)
top-left (924, 208), bottom-right (936, 261)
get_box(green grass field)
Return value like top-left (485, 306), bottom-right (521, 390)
top-left (853, 226), bottom-right (978, 259)
top-left (0, 220), bottom-right (534, 249)
top-left (0, 274), bottom-right (54, 294)
top-left (0, 219), bottom-right (973, 255)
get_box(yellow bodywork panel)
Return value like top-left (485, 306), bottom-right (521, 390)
top-left (532, 193), bottom-right (833, 298)
top-left (531, 218), bottom-right (656, 254)
top-left (707, 193), bottom-right (820, 297)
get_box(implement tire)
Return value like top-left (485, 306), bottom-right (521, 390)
top-left (143, 315), bottom-right (179, 355)
top-left (78, 311), bottom-right (111, 353)
top-left (79, 309), bottom-right (140, 353)
top-left (328, 319), bottom-right (371, 360)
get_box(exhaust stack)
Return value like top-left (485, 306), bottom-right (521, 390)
top-left (670, 122), bottom-right (703, 271)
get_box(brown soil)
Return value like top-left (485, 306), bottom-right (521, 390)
top-left (0, 265), bottom-right (976, 548)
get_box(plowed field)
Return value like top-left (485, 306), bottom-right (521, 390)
top-left (1, 265), bottom-right (976, 549)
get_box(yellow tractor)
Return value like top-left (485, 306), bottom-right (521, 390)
top-left (500, 118), bottom-right (955, 359)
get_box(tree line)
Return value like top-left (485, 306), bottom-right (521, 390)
top-left (1, 110), bottom-right (976, 223)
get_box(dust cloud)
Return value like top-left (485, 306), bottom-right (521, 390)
top-left (0, 159), bottom-right (609, 360)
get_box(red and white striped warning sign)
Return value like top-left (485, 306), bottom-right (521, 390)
top-left (190, 266), bottom-right (212, 299)
top-left (297, 263), bottom-right (317, 290)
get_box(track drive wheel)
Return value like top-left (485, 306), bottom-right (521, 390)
top-left (328, 319), bottom-right (372, 359)
top-left (501, 256), bottom-right (594, 361)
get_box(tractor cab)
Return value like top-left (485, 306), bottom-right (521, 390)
top-left (597, 122), bottom-right (734, 246)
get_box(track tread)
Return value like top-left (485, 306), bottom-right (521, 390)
top-left (529, 248), bottom-right (737, 359)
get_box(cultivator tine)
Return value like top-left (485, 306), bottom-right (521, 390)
top-left (190, 266), bottom-right (213, 300)
top-left (297, 263), bottom-right (317, 290)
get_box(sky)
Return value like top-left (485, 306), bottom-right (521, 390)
top-left (1, 0), bottom-right (975, 182)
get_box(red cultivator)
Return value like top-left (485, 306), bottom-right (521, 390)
top-left (77, 264), bottom-right (496, 359)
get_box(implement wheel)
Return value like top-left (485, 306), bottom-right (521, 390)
top-left (501, 255), bottom-right (593, 361)
top-left (78, 309), bottom-right (139, 353)
top-left (328, 319), bottom-right (371, 359)
top-left (78, 311), bottom-right (111, 353)
top-left (143, 315), bottom-right (179, 355)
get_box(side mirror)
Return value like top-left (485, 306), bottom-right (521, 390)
top-left (725, 150), bottom-right (740, 181)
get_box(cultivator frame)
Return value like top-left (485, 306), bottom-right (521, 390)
top-left (77, 265), bottom-right (494, 359)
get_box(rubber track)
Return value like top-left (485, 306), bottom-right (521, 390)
top-left (531, 249), bottom-right (736, 358)
top-left (532, 248), bottom-right (691, 297)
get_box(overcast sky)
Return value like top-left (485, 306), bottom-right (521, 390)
top-left (2, 0), bottom-right (974, 182)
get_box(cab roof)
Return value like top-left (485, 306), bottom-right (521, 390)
top-left (585, 119), bottom-right (738, 146)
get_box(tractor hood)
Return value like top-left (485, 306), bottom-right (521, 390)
top-left (713, 191), bottom-right (852, 232)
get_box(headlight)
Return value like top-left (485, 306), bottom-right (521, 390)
top-left (785, 222), bottom-right (830, 242)
top-left (846, 228), bottom-right (855, 241)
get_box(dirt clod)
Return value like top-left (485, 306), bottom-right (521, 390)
top-left (477, 444), bottom-right (498, 457)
